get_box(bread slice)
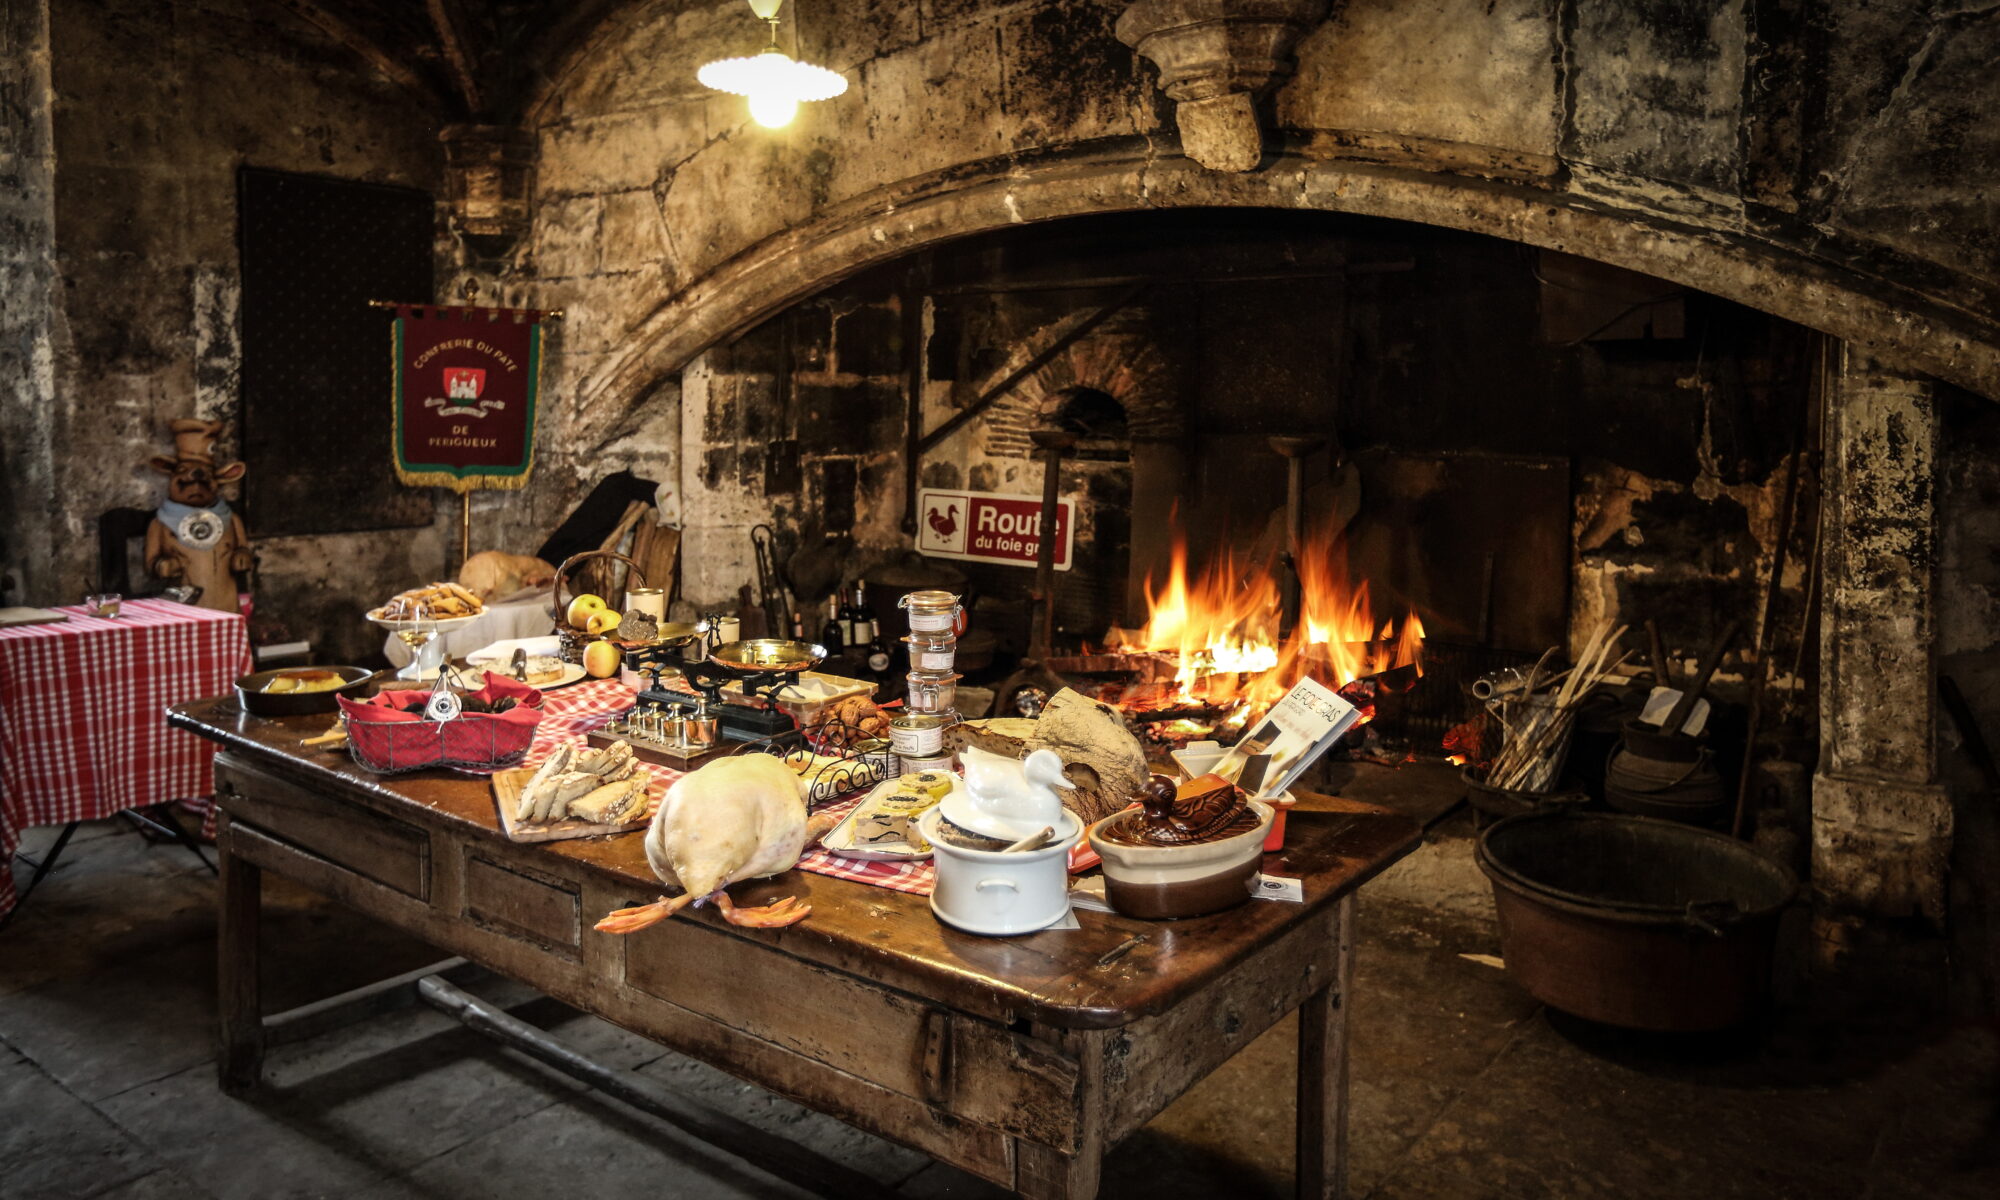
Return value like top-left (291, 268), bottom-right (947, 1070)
top-left (515, 743), bottom-right (574, 821)
top-left (567, 776), bottom-right (648, 826)
top-left (574, 741), bottom-right (635, 777)
top-left (530, 771), bottom-right (600, 822)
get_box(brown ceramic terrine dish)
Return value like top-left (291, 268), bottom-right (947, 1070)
top-left (1087, 798), bottom-right (1273, 919)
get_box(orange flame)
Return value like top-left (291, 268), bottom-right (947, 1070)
top-left (1112, 527), bottom-right (1422, 718)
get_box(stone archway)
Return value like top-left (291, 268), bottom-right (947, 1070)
top-left (570, 140), bottom-right (2000, 430)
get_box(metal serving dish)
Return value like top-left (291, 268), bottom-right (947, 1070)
top-left (235, 665), bottom-right (376, 716)
top-left (709, 639), bottom-right (827, 674)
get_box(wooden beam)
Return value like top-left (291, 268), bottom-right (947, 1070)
top-left (425, 0), bottom-right (484, 116)
top-left (269, 0), bottom-right (439, 106)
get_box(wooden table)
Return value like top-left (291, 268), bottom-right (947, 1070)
top-left (169, 697), bottom-right (1418, 1199)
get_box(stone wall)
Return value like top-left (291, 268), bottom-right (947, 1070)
top-left (0, 0), bottom-right (58, 607)
top-left (503, 0), bottom-right (2000, 447)
top-left (2, 0), bottom-right (451, 662)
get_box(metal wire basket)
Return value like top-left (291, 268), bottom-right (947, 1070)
top-left (337, 684), bottom-right (544, 774)
top-left (730, 714), bottom-right (898, 807)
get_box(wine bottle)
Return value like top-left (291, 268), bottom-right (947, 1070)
top-left (820, 596), bottom-right (845, 653)
top-left (845, 582), bottom-right (871, 648)
top-left (865, 618), bottom-right (892, 677)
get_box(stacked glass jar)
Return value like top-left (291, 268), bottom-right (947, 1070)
top-left (888, 589), bottom-right (963, 773)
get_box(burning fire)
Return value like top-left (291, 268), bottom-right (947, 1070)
top-left (1108, 530), bottom-right (1424, 733)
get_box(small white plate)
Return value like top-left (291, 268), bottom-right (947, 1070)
top-left (466, 635), bottom-right (562, 662)
top-left (821, 777), bottom-right (957, 861)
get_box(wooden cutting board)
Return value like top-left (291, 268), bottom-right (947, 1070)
top-left (0, 607), bottom-right (69, 628)
top-left (490, 766), bottom-right (659, 843)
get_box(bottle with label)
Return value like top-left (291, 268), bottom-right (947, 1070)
top-left (790, 610), bottom-right (805, 641)
top-left (820, 596), bottom-right (844, 653)
top-left (842, 582), bottom-right (871, 648)
top-left (865, 621), bottom-right (893, 676)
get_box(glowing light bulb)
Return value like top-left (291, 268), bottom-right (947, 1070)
top-left (749, 90), bottom-right (798, 128)
top-left (696, 4), bottom-right (848, 132)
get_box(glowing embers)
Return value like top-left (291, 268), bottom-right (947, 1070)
top-left (1107, 526), bottom-right (1424, 738)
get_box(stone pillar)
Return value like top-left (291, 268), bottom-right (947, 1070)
top-left (0, 0), bottom-right (60, 605)
top-left (1813, 346), bottom-right (1953, 955)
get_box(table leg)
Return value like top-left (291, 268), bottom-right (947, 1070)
top-left (1015, 1139), bottom-right (1102, 1200)
top-left (1296, 893), bottom-right (1356, 1200)
top-left (0, 821), bottom-right (80, 932)
top-left (217, 823), bottom-right (263, 1094)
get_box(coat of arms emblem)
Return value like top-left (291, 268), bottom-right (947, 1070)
top-left (443, 367), bottom-right (486, 400)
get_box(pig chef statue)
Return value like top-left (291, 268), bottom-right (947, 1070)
top-left (145, 419), bottom-right (252, 613)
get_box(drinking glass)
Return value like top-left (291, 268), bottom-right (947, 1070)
top-left (394, 601), bottom-right (441, 681)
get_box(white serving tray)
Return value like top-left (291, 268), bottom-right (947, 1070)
top-left (820, 777), bottom-right (961, 861)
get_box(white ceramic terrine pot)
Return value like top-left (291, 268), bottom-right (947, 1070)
top-left (918, 808), bottom-right (1082, 936)
top-left (1087, 800), bottom-right (1274, 920)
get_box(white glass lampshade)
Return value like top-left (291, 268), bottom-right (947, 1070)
top-left (697, 37), bottom-right (847, 129)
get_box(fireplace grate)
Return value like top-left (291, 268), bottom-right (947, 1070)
top-left (1369, 640), bottom-right (1542, 750)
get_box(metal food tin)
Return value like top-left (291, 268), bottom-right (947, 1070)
top-left (899, 589), bottom-right (963, 634)
top-left (888, 711), bottom-right (951, 757)
top-left (897, 751), bottom-right (959, 774)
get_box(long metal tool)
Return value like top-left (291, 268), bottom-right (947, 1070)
top-left (416, 976), bottom-right (889, 1200)
top-left (1269, 436), bottom-right (1326, 641)
top-left (1027, 428), bottom-right (1078, 659)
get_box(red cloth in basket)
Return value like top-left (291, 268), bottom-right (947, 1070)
top-left (338, 674), bottom-right (544, 773)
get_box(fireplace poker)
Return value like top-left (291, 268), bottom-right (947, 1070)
top-left (1268, 436), bottom-right (1327, 640)
top-left (1027, 428), bottom-right (1077, 659)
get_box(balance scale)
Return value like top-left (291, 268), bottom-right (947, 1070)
top-left (625, 634), bottom-right (828, 743)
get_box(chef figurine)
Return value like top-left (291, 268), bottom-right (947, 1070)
top-left (145, 418), bottom-right (252, 613)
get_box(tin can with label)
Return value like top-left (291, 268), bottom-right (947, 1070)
top-left (888, 711), bottom-right (950, 758)
top-left (898, 750), bottom-right (959, 775)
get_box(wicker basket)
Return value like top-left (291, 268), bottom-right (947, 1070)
top-left (550, 550), bottom-right (649, 665)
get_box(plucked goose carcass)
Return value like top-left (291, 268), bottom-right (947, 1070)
top-left (595, 754), bottom-right (836, 932)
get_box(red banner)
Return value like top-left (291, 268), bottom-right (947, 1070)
top-left (392, 306), bottom-right (542, 492)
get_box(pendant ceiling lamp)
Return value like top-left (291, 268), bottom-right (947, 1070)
top-left (698, 0), bottom-right (848, 129)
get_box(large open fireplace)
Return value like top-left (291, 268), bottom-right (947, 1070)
top-left (591, 194), bottom-right (1992, 995)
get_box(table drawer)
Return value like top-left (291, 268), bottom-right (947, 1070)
top-left (464, 853), bottom-right (581, 956)
top-left (624, 917), bottom-right (1081, 1147)
top-left (215, 756), bottom-right (430, 900)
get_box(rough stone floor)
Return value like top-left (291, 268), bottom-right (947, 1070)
top-left (3, 818), bottom-right (1997, 1200)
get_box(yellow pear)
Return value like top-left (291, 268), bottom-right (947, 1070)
top-left (582, 639), bottom-right (623, 679)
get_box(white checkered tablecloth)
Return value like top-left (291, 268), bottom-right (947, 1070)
top-left (475, 678), bottom-right (937, 897)
top-left (0, 599), bottom-right (252, 915)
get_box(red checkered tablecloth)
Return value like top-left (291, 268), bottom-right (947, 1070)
top-left (476, 678), bottom-right (936, 897)
top-left (0, 599), bottom-right (252, 915)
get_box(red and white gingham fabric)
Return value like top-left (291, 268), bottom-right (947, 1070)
top-left (0, 599), bottom-right (252, 915)
top-left (468, 678), bottom-right (937, 896)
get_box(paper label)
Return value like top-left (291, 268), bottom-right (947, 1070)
top-left (1253, 874), bottom-right (1304, 903)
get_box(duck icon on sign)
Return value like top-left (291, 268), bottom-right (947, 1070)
top-left (444, 367), bottom-right (486, 401)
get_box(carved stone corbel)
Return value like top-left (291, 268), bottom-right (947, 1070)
top-left (1115, 0), bottom-right (1330, 173)
top-left (440, 124), bottom-right (536, 256)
